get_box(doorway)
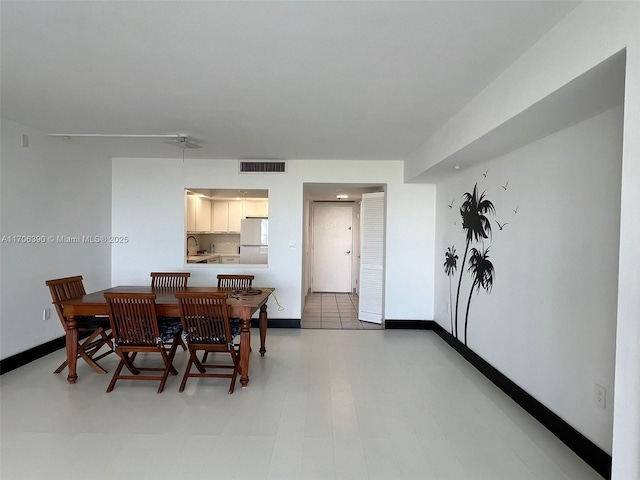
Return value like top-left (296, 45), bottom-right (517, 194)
top-left (311, 203), bottom-right (354, 292)
top-left (302, 183), bottom-right (386, 329)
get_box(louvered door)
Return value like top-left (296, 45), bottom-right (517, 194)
top-left (358, 192), bottom-right (385, 324)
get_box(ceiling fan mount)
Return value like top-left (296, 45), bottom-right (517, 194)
top-left (47, 132), bottom-right (202, 149)
top-left (163, 135), bottom-right (202, 149)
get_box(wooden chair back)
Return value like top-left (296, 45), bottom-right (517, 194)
top-left (45, 275), bottom-right (87, 327)
top-left (176, 292), bottom-right (233, 346)
top-left (103, 292), bottom-right (180, 393)
top-left (104, 292), bottom-right (161, 347)
top-left (45, 275), bottom-right (113, 374)
top-left (150, 272), bottom-right (190, 288)
top-left (217, 274), bottom-right (254, 290)
top-left (175, 291), bottom-right (239, 393)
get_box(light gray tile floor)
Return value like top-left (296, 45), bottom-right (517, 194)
top-left (0, 329), bottom-right (603, 480)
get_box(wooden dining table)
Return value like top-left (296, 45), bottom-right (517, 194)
top-left (59, 286), bottom-right (273, 387)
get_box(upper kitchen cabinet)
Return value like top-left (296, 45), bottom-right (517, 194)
top-left (186, 191), bottom-right (212, 233)
top-left (243, 200), bottom-right (268, 218)
top-left (229, 201), bottom-right (243, 232)
top-left (186, 193), bottom-right (196, 232)
top-left (212, 200), bottom-right (242, 233)
top-left (185, 188), bottom-right (268, 242)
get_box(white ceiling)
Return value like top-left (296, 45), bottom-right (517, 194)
top-left (1, 1), bottom-right (579, 163)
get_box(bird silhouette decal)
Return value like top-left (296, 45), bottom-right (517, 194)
top-left (448, 199), bottom-right (455, 209)
top-left (513, 206), bottom-right (519, 214)
top-left (496, 220), bottom-right (509, 230)
top-left (501, 180), bottom-right (509, 191)
top-left (483, 169), bottom-right (489, 178)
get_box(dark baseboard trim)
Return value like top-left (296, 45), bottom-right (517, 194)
top-left (431, 325), bottom-right (611, 479)
top-left (384, 319), bottom-right (437, 330)
top-left (251, 318), bottom-right (300, 329)
top-left (1, 335), bottom-right (66, 375)
top-left (384, 320), bottom-right (610, 479)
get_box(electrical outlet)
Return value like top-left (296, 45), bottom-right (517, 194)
top-left (594, 384), bottom-right (606, 409)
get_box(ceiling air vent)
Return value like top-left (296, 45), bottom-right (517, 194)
top-left (239, 160), bottom-right (287, 173)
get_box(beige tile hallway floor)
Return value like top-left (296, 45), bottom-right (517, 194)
top-left (302, 292), bottom-right (383, 329)
top-left (0, 329), bottom-right (602, 480)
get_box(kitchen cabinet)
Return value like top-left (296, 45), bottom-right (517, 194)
top-left (212, 200), bottom-right (243, 233)
top-left (228, 201), bottom-right (243, 232)
top-left (243, 200), bottom-right (268, 218)
top-left (187, 193), bottom-right (212, 232)
top-left (212, 202), bottom-right (229, 232)
top-left (186, 253), bottom-right (220, 264)
top-left (196, 197), bottom-right (211, 232)
top-left (186, 194), bottom-right (197, 232)
top-left (220, 255), bottom-right (240, 264)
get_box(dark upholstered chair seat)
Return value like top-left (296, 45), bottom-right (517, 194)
top-left (158, 317), bottom-right (183, 342)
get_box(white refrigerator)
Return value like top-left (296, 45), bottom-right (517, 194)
top-left (240, 218), bottom-right (268, 264)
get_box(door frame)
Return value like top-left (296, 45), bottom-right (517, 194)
top-left (310, 202), bottom-right (356, 293)
top-left (301, 183), bottom-right (386, 314)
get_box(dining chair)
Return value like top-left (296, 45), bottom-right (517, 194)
top-left (150, 272), bottom-right (190, 350)
top-left (104, 292), bottom-right (181, 393)
top-left (202, 274), bottom-right (255, 362)
top-left (175, 292), bottom-right (241, 394)
top-left (216, 274), bottom-right (254, 290)
top-left (150, 272), bottom-right (190, 288)
top-left (45, 276), bottom-right (113, 375)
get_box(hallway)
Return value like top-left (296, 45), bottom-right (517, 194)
top-left (301, 292), bottom-right (384, 330)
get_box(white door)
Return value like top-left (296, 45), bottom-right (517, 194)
top-left (312, 204), bottom-right (353, 292)
top-left (359, 192), bottom-right (385, 324)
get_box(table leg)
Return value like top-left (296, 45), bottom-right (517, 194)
top-left (259, 304), bottom-right (267, 356)
top-left (239, 316), bottom-right (251, 387)
top-left (66, 316), bottom-right (79, 384)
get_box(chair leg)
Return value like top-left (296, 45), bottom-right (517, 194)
top-left (119, 352), bottom-right (140, 375)
top-left (202, 338), bottom-right (241, 363)
top-left (53, 358), bottom-right (68, 374)
top-left (100, 329), bottom-right (114, 350)
top-left (106, 357), bottom-right (127, 393)
top-left (228, 348), bottom-right (239, 394)
top-left (54, 328), bottom-right (111, 375)
top-left (179, 357), bottom-right (194, 393)
top-left (157, 339), bottom-right (180, 394)
top-left (78, 349), bottom-right (108, 374)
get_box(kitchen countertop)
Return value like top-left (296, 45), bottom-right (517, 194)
top-left (187, 252), bottom-right (241, 263)
top-left (187, 253), bottom-right (220, 263)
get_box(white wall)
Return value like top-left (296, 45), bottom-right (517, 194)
top-left (435, 106), bottom-right (622, 454)
top-left (0, 119), bottom-right (112, 359)
top-left (111, 158), bottom-right (435, 322)
top-left (405, 3), bottom-right (640, 477)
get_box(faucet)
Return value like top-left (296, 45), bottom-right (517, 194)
top-left (187, 235), bottom-right (198, 255)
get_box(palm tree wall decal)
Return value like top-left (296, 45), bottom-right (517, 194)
top-left (444, 246), bottom-right (458, 334)
top-left (464, 247), bottom-right (495, 345)
top-left (453, 183), bottom-right (495, 339)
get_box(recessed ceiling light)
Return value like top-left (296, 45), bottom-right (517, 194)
top-left (336, 194), bottom-right (349, 199)
top-left (454, 165), bottom-right (461, 170)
